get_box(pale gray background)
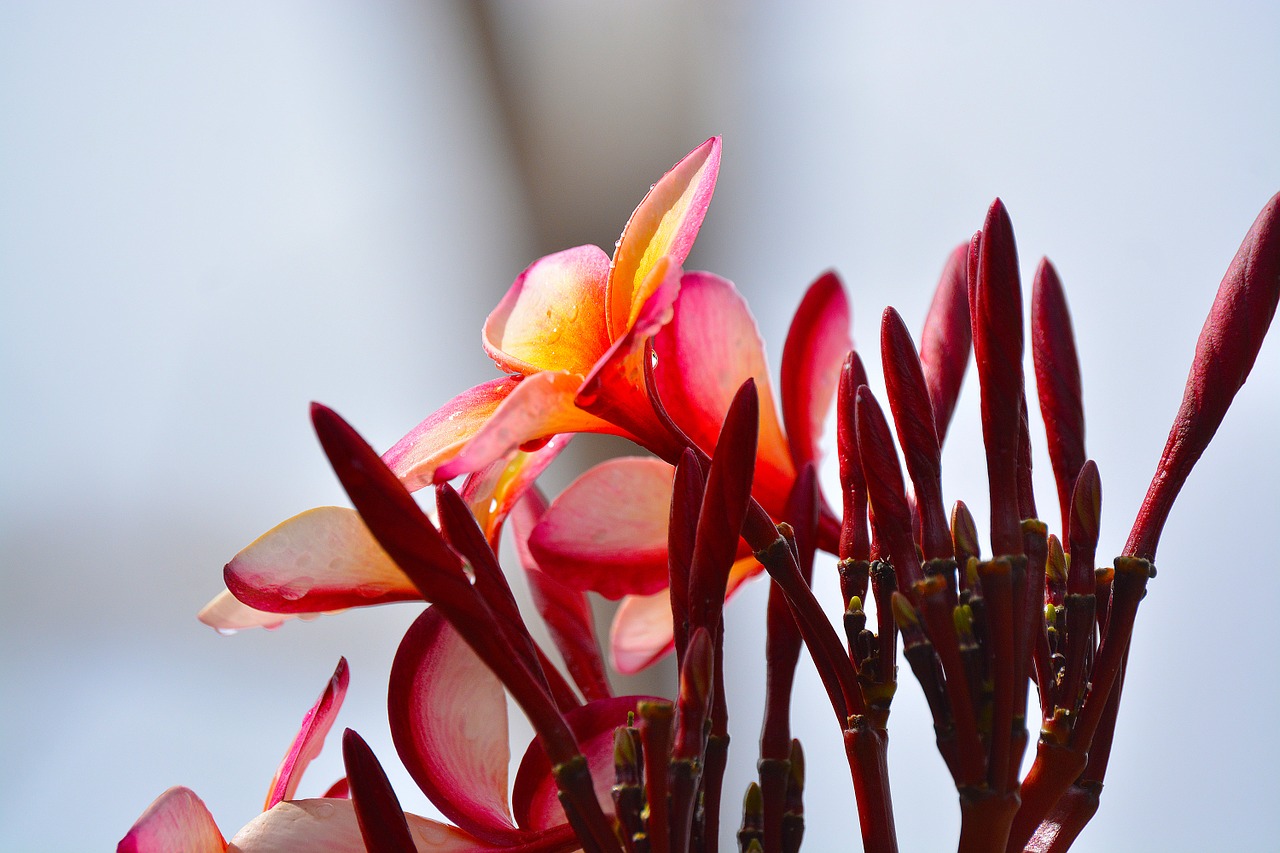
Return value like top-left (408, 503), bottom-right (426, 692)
top-left (2, 2), bottom-right (1277, 851)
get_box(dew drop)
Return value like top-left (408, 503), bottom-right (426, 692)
top-left (489, 498), bottom-right (499, 513)
top-left (650, 349), bottom-right (660, 369)
top-left (215, 627), bottom-right (238, 637)
top-left (278, 577), bottom-right (314, 601)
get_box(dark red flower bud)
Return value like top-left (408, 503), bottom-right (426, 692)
top-left (920, 242), bottom-right (973, 443)
top-left (1032, 258), bottom-right (1087, 537)
top-left (1127, 191), bottom-right (1280, 560)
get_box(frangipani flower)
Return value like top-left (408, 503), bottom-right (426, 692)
top-left (205, 137), bottom-right (855, 677)
top-left (202, 138), bottom-right (722, 633)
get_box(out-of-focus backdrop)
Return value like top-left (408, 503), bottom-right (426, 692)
top-left (2, 2), bottom-right (1278, 850)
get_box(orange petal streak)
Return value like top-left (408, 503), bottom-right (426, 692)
top-left (607, 137), bottom-right (722, 339)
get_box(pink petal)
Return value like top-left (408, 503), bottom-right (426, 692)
top-left (223, 507), bottom-right (417, 615)
top-left (388, 607), bottom-right (526, 845)
top-left (610, 557), bottom-right (761, 675)
top-left (781, 271), bottom-right (852, 470)
top-left (528, 458), bottom-right (675, 599)
top-left (228, 800), bottom-right (557, 853)
top-left (197, 590), bottom-right (328, 633)
top-left (607, 137), bottom-right (722, 339)
top-left (484, 246), bottom-right (613, 377)
top-left (433, 371), bottom-right (624, 483)
top-left (119, 787), bottom-right (225, 853)
top-left (382, 377), bottom-right (521, 492)
top-left (459, 435), bottom-right (572, 548)
top-left (611, 589), bottom-right (677, 675)
top-left (265, 658), bottom-right (350, 810)
top-left (652, 272), bottom-right (795, 513)
top-left (511, 491), bottom-right (612, 703)
top-left (513, 696), bottom-right (657, 831)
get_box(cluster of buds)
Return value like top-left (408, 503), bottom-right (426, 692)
top-left (121, 140), bottom-right (1278, 853)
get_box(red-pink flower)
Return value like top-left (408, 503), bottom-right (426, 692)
top-left (201, 138), bottom-right (723, 634)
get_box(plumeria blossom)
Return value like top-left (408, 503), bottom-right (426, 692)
top-left (526, 270), bottom-right (854, 672)
top-left (200, 138), bottom-right (723, 633)
top-left (203, 136), bottom-right (857, 676)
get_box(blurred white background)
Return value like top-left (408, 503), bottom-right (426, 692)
top-left (2, 2), bottom-right (1277, 851)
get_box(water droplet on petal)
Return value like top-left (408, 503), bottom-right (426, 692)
top-left (215, 627), bottom-right (238, 637)
top-left (278, 577), bottom-right (315, 601)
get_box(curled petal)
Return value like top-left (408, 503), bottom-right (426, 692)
top-left (388, 607), bottom-right (523, 844)
top-left (610, 557), bottom-right (761, 674)
top-left (383, 377), bottom-right (521, 492)
top-left (223, 507), bottom-right (417, 615)
top-left (197, 590), bottom-right (327, 633)
top-left (484, 246), bottom-right (612, 377)
top-left (119, 787), bottom-right (225, 853)
top-left (652, 272), bottom-right (795, 513)
top-left (433, 372), bottom-right (623, 483)
top-left (266, 658), bottom-right (350, 810)
top-left (529, 458), bottom-right (675, 599)
top-left (781, 271), bottom-right (853, 470)
top-left (608, 137), bottom-right (722, 339)
top-left (513, 696), bottom-right (657, 831)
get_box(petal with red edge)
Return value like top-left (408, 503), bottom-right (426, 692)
top-left (119, 786), bottom-right (225, 853)
top-left (265, 658), bottom-right (350, 809)
top-left (781, 271), bottom-right (852, 470)
top-left (224, 507), bottom-right (418, 615)
top-left (383, 377), bottom-right (521, 492)
top-left (388, 607), bottom-right (526, 845)
top-left (484, 246), bottom-right (612, 377)
top-left (609, 137), bottom-right (721, 338)
top-left (198, 590), bottom-right (328, 633)
top-left (529, 458), bottom-right (675, 599)
top-left (513, 696), bottom-right (658, 831)
top-left (433, 371), bottom-right (624, 483)
top-left (610, 557), bottom-right (761, 674)
top-left (652, 272), bottom-right (795, 513)
top-left (460, 435), bottom-right (573, 548)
